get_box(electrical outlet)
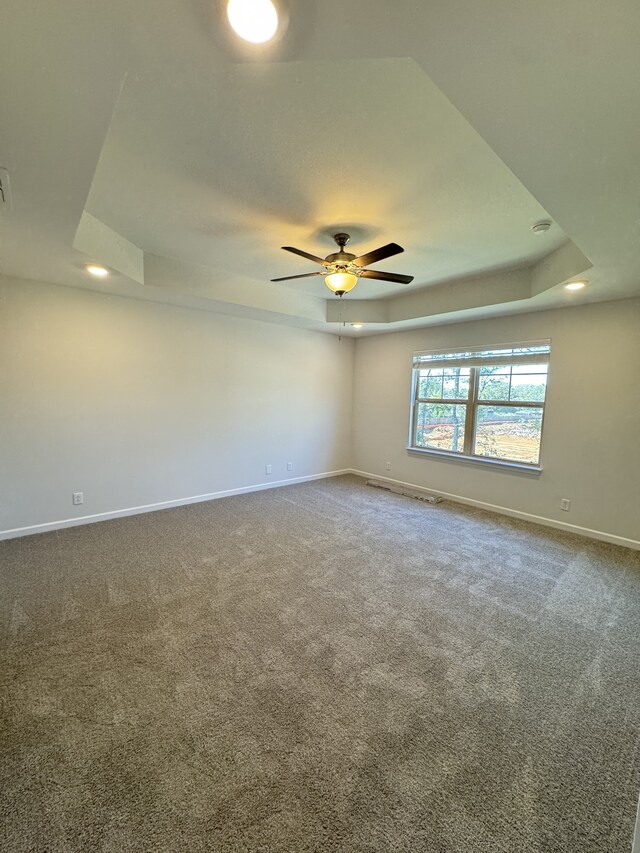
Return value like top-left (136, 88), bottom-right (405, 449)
top-left (265, 464), bottom-right (272, 475)
top-left (287, 462), bottom-right (293, 472)
top-left (385, 462), bottom-right (391, 471)
top-left (560, 498), bottom-right (571, 512)
top-left (72, 491), bottom-right (84, 506)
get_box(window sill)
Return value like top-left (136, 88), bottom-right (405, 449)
top-left (406, 446), bottom-right (542, 475)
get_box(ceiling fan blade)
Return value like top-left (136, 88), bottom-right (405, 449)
top-left (282, 246), bottom-right (328, 266)
top-left (270, 272), bottom-right (323, 282)
top-left (352, 242), bottom-right (404, 267)
top-left (359, 269), bottom-right (414, 284)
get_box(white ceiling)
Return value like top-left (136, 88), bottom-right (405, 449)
top-left (1, 0), bottom-right (639, 335)
top-left (86, 57), bottom-right (566, 300)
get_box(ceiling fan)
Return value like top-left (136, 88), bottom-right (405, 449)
top-left (271, 232), bottom-right (414, 297)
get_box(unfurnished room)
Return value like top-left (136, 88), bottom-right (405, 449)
top-left (1, 1), bottom-right (639, 851)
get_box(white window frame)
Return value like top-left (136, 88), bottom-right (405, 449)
top-left (408, 341), bottom-right (550, 472)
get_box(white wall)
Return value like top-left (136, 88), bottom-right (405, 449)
top-left (2, 277), bottom-right (639, 546)
top-left (352, 298), bottom-right (640, 546)
top-left (0, 277), bottom-right (353, 534)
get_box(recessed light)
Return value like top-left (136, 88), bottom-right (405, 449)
top-left (227, 0), bottom-right (278, 44)
top-left (565, 281), bottom-right (587, 291)
top-left (85, 264), bottom-right (109, 278)
top-left (532, 220), bottom-right (552, 234)
top-left (351, 323), bottom-right (363, 329)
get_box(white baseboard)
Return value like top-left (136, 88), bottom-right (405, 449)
top-left (0, 469), bottom-right (351, 541)
top-left (350, 469), bottom-right (640, 551)
top-left (4, 468), bottom-right (638, 551)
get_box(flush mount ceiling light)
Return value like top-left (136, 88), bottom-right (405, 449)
top-left (271, 233), bottom-right (414, 297)
top-left (565, 280), bottom-right (587, 291)
top-left (227, 0), bottom-right (279, 43)
top-left (351, 323), bottom-right (364, 329)
top-left (531, 220), bottom-right (552, 234)
top-left (84, 264), bottom-right (109, 278)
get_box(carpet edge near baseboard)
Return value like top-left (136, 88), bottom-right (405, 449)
top-left (0, 469), bottom-right (351, 541)
top-left (350, 470), bottom-right (640, 552)
top-left (4, 468), bottom-right (638, 551)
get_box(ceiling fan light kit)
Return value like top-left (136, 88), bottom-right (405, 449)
top-left (271, 232), bottom-right (414, 296)
top-left (325, 270), bottom-right (358, 294)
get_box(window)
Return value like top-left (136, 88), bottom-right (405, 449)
top-left (409, 342), bottom-right (550, 467)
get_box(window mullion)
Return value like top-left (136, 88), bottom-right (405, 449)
top-left (410, 371), bottom-right (420, 447)
top-left (464, 368), bottom-right (480, 456)
top-left (477, 399), bottom-right (544, 408)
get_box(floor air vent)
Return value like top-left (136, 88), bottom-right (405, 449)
top-left (367, 480), bottom-right (443, 504)
top-left (0, 168), bottom-right (12, 210)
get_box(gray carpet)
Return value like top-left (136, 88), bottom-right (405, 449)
top-left (1, 475), bottom-right (639, 852)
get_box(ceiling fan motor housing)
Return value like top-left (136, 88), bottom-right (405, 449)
top-left (325, 252), bottom-right (356, 264)
top-left (325, 233), bottom-right (356, 264)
